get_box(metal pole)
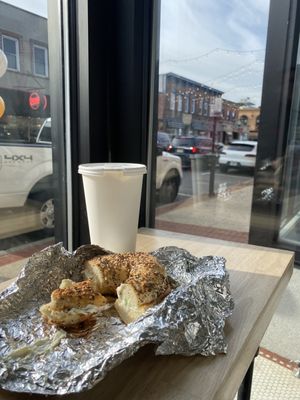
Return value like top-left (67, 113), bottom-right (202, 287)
top-left (209, 116), bottom-right (217, 197)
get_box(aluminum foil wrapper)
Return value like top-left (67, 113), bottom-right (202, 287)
top-left (0, 243), bottom-right (234, 395)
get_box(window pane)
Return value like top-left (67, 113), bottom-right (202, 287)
top-left (227, 144), bottom-right (255, 152)
top-left (0, 1), bottom-right (63, 284)
top-left (3, 37), bottom-right (18, 69)
top-left (6, 53), bottom-right (17, 70)
top-left (155, 0), bottom-right (269, 244)
top-left (34, 47), bottom-right (46, 76)
top-left (3, 37), bottom-right (16, 54)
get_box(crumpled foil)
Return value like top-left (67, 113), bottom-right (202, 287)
top-left (0, 243), bottom-right (234, 395)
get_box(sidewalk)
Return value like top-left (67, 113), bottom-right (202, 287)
top-left (156, 184), bottom-right (300, 397)
top-left (156, 184), bottom-right (253, 243)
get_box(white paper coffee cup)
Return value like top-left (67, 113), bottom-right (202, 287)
top-left (78, 163), bottom-right (147, 252)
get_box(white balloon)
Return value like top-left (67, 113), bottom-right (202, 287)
top-left (0, 50), bottom-right (8, 78)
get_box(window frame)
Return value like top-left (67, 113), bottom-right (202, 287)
top-left (33, 43), bottom-right (49, 77)
top-left (249, 0), bottom-right (300, 260)
top-left (2, 34), bottom-right (20, 72)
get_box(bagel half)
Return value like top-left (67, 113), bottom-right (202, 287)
top-left (40, 279), bottom-right (107, 327)
top-left (84, 252), bottom-right (170, 324)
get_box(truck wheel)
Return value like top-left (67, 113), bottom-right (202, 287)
top-left (159, 171), bottom-right (180, 204)
top-left (39, 197), bottom-right (55, 229)
top-left (29, 191), bottom-right (55, 230)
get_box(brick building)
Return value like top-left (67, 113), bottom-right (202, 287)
top-left (158, 72), bottom-right (240, 143)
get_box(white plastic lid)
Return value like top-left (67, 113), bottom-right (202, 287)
top-left (78, 163), bottom-right (147, 176)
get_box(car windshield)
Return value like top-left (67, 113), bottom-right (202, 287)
top-left (172, 137), bottom-right (195, 146)
top-left (227, 143), bottom-right (255, 152)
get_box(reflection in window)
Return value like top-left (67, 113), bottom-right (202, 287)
top-left (0, 0), bottom-right (55, 285)
top-left (2, 35), bottom-right (19, 71)
top-left (155, 0), bottom-right (269, 245)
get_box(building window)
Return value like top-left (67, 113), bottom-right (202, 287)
top-left (177, 94), bottom-right (183, 112)
top-left (33, 45), bottom-right (48, 77)
top-left (184, 96), bottom-right (189, 113)
top-left (256, 115), bottom-right (260, 129)
top-left (159, 74), bottom-right (166, 93)
top-left (199, 98), bottom-right (203, 115)
top-left (240, 115), bottom-right (248, 125)
top-left (170, 92), bottom-right (175, 110)
top-left (203, 99), bottom-right (208, 115)
top-left (2, 35), bottom-right (20, 71)
top-left (191, 98), bottom-right (196, 114)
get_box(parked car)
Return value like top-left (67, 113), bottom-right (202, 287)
top-left (167, 136), bottom-right (213, 168)
top-left (157, 131), bottom-right (171, 150)
top-left (219, 140), bottom-right (257, 172)
top-left (0, 118), bottom-right (54, 231)
top-left (156, 143), bottom-right (182, 204)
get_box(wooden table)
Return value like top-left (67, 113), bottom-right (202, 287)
top-left (0, 228), bottom-right (294, 400)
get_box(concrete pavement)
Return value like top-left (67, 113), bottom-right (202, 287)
top-left (156, 183), bottom-right (253, 242)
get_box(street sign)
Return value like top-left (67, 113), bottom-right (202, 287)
top-left (210, 97), bottom-right (223, 117)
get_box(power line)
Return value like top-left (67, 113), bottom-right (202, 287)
top-left (161, 48), bottom-right (265, 64)
top-left (202, 59), bottom-right (262, 86)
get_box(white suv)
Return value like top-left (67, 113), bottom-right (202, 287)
top-left (219, 140), bottom-right (257, 172)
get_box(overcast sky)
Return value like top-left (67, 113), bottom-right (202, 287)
top-left (2, 0), bottom-right (47, 17)
top-left (159, 0), bottom-right (270, 106)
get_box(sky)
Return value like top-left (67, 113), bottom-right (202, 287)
top-left (2, 0), bottom-right (47, 17)
top-left (2, 0), bottom-right (269, 106)
top-left (159, 0), bottom-right (270, 106)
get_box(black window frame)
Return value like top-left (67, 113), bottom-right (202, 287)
top-left (61, 0), bottom-right (159, 248)
top-left (249, 0), bottom-right (300, 263)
